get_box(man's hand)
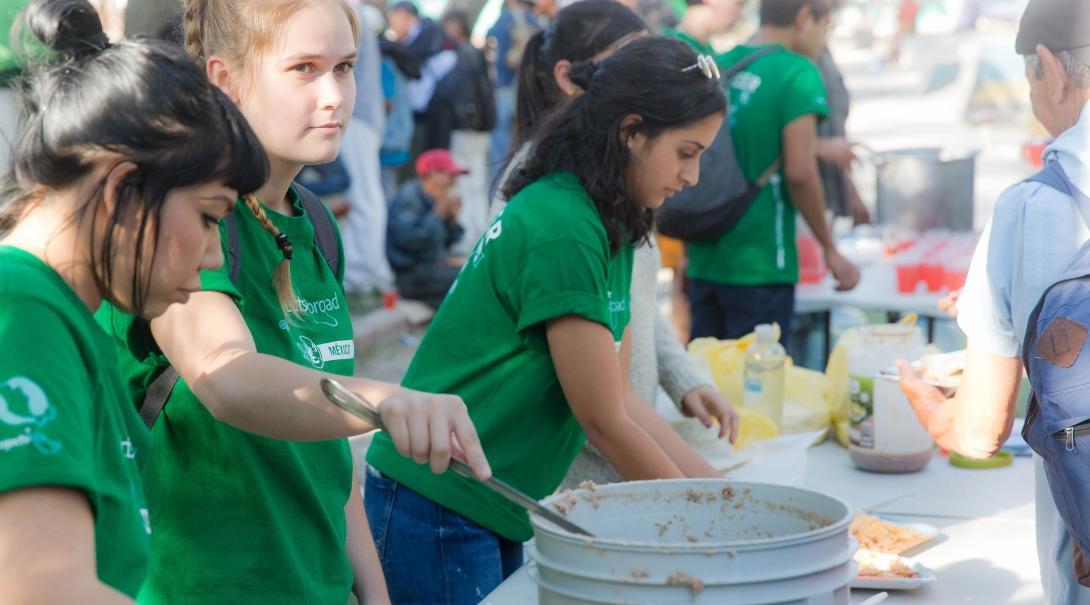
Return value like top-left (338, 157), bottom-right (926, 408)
top-left (897, 360), bottom-right (956, 451)
top-left (826, 249), bottom-right (860, 291)
top-left (447, 195), bottom-right (463, 221)
top-left (939, 290), bottom-right (960, 318)
top-left (847, 181), bottom-right (872, 225)
top-left (434, 194), bottom-right (461, 223)
top-left (680, 385), bottom-right (739, 444)
top-left (817, 137), bottom-right (859, 171)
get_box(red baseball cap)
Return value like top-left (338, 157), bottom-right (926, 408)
top-left (415, 149), bottom-right (469, 177)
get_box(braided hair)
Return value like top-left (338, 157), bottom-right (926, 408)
top-left (182, 0), bottom-right (359, 316)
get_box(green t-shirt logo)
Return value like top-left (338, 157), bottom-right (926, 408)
top-left (731, 72), bottom-right (762, 108)
top-left (297, 336), bottom-right (325, 369)
top-left (0, 377), bottom-right (61, 455)
top-left (285, 294), bottom-right (343, 327)
top-left (470, 211), bottom-right (505, 270)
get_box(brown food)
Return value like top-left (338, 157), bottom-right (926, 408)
top-left (666, 571), bottom-right (705, 595)
top-left (655, 520), bottom-right (672, 537)
top-left (854, 550), bottom-right (920, 579)
top-left (851, 514), bottom-right (927, 554)
top-left (553, 490), bottom-right (579, 515)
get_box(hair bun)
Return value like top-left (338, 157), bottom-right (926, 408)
top-left (22, 0), bottom-right (109, 61)
top-left (568, 59), bottom-right (598, 90)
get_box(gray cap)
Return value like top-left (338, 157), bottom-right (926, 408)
top-left (1016, 0), bottom-right (1090, 64)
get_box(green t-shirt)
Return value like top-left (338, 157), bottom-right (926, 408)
top-left (0, 246), bottom-right (151, 597)
top-left (663, 29), bottom-right (715, 58)
top-left (0, 1), bottom-right (28, 74)
top-left (687, 44), bottom-right (829, 286)
top-left (96, 188), bottom-right (356, 605)
top-left (366, 172), bottom-right (634, 542)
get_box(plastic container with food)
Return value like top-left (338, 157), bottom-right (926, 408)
top-left (848, 325), bottom-right (932, 473)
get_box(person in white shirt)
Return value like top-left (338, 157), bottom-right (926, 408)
top-left (899, 0), bottom-right (1090, 601)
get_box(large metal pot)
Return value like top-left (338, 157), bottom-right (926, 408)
top-left (874, 148), bottom-right (976, 232)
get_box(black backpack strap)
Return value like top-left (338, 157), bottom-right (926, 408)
top-left (722, 46), bottom-right (782, 82)
top-left (224, 211), bottom-right (243, 284)
top-left (723, 47), bottom-right (784, 186)
top-left (138, 187), bottom-right (337, 429)
top-left (140, 365), bottom-right (179, 429)
top-left (294, 183), bottom-right (341, 278)
top-left (140, 207), bottom-right (241, 427)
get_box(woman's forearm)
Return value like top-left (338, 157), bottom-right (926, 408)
top-left (189, 349), bottom-right (396, 440)
top-left (623, 389), bottom-right (719, 478)
top-left (548, 317), bottom-right (684, 481)
top-left (344, 473), bottom-right (390, 605)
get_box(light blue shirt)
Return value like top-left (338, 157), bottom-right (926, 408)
top-left (958, 101), bottom-right (1090, 357)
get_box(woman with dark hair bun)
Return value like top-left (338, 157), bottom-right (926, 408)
top-left (0, 0), bottom-right (267, 601)
top-left (365, 35), bottom-right (727, 604)
top-left (510, 0), bottom-right (649, 152)
top-left (491, 0), bottom-right (740, 493)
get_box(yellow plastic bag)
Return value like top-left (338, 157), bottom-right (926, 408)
top-left (824, 316), bottom-right (937, 447)
top-left (688, 326), bottom-right (831, 448)
top-left (825, 327), bottom-right (862, 448)
top-left (784, 365), bottom-right (832, 436)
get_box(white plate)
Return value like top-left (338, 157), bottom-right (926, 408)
top-left (851, 551), bottom-right (936, 591)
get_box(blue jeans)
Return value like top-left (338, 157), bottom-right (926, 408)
top-left (364, 465), bottom-right (524, 605)
top-left (689, 279), bottom-right (795, 348)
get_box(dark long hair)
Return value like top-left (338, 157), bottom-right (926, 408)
top-left (1, 0), bottom-right (268, 316)
top-left (503, 36), bottom-right (726, 253)
top-left (512, 0), bottom-right (648, 150)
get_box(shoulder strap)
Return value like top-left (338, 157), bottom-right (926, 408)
top-left (294, 182), bottom-right (342, 278)
top-left (139, 187), bottom-right (338, 429)
top-left (722, 47), bottom-right (784, 187)
top-left (224, 210), bottom-right (242, 284)
top-left (722, 46), bottom-right (782, 82)
top-left (140, 365), bottom-right (179, 429)
top-left (1027, 160), bottom-right (1090, 229)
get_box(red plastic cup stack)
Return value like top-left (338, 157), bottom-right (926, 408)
top-left (798, 232), bottom-right (827, 285)
top-left (890, 231), bottom-right (976, 295)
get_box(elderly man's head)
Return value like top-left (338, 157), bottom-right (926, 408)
top-left (1017, 0), bottom-right (1090, 136)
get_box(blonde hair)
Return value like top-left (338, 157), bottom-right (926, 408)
top-left (183, 0), bottom-right (359, 316)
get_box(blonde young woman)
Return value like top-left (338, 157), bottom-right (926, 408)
top-left (96, 1), bottom-right (489, 603)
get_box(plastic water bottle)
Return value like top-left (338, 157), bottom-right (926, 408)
top-left (743, 324), bottom-right (786, 428)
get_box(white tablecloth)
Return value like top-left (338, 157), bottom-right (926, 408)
top-left (482, 441), bottom-right (1039, 604)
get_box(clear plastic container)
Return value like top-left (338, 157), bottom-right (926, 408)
top-left (743, 325), bottom-right (786, 428)
top-left (848, 325), bottom-right (931, 473)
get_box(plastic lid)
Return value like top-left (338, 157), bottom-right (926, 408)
top-left (755, 324), bottom-right (776, 343)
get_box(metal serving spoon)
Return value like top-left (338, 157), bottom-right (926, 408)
top-left (320, 378), bottom-right (595, 537)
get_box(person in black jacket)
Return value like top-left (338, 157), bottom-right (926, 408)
top-left (386, 149), bottom-right (467, 308)
top-left (387, 1), bottom-right (458, 151)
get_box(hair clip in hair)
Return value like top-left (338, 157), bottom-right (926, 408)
top-left (682, 55), bottom-right (721, 81)
top-left (275, 233), bottom-right (293, 261)
top-left (89, 32), bottom-right (110, 52)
